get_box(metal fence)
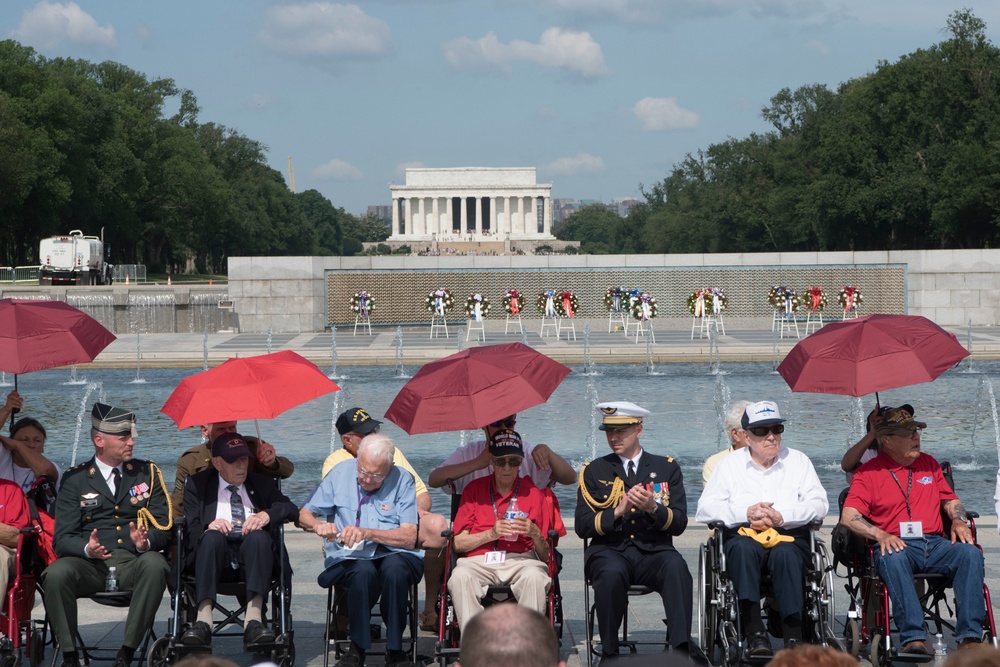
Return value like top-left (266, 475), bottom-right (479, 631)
top-left (0, 266), bottom-right (41, 284)
top-left (112, 264), bottom-right (147, 282)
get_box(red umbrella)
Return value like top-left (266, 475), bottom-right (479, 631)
top-left (0, 298), bottom-right (116, 375)
top-left (384, 342), bottom-right (572, 434)
top-left (161, 350), bottom-right (340, 429)
top-left (777, 314), bottom-right (969, 397)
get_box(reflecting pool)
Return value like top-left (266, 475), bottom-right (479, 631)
top-left (4, 360), bottom-right (998, 515)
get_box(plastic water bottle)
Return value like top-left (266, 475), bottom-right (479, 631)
top-left (503, 498), bottom-right (520, 542)
top-left (105, 566), bottom-right (119, 592)
top-left (933, 634), bottom-right (947, 663)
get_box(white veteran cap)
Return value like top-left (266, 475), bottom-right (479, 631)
top-left (596, 401), bottom-right (650, 431)
top-left (741, 400), bottom-right (784, 428)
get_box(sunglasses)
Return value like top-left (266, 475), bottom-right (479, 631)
top-left (489, 418), bottom-right (517, 428)
top-left (491, 457), bottom-right (523, 469)
top-left (747, 424), bottom-right (785, 437)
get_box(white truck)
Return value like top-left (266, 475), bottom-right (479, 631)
top-left (38, 230), bottom-right (113, 285)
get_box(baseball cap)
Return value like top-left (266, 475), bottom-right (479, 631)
top-left (741, 401), bottom-right (784, 429)
top-left (212, 432), bottom-right (252, 462)
top-left (336, 407), bottom-right (382, 436)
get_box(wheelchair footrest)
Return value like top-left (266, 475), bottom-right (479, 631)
top-left (891, 653), bottom-right (935, 664)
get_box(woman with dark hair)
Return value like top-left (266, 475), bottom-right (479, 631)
top-left (0, 416), bottom-right (61, 493)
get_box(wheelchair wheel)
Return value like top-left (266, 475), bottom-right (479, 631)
top-left (870, 632), bottom-right (892, 667)
top-left (27, 629), bottom-right (44, 667)
top-left (1, 652), bottom-right (21, 667)
top-left (843, 618), bottom-right (859, 657)
top-left (271, 643), bottom-right (295, 667)
top-left (697, 544), bottom-right (718, 658)
top-left (146, 637), bottom-right (171, 667)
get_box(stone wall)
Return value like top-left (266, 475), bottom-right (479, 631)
top-left (227, 249), bottom-right (1000, 333)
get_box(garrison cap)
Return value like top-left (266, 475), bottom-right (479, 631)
top-left (597, 401), bottom-right (650, 431)
top-left (91, 402), bottom-right (137, 437)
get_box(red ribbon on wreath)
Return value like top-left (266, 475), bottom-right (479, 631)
top-left (809, 287), bottom-right (823, 312)
top-left (562, 292), bottom-right (574, 318)
top-left (509, 291), bottom-right (520, 315)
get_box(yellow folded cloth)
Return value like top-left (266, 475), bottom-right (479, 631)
top-left (738, 526), bottom-right (795, 549)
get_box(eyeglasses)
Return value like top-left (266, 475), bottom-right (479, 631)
top-left (357, 464), bottom-right (386, 482)
top-left (490, 418), bottom-right (517, 428)
top-left (491, 457), bottom-right (523, 469)
top-left (747, 424), bottom-right (785, 437)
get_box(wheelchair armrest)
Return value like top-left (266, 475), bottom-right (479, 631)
top-left (969, 512), bottom-right (980, 519)
top-left (809, 519), bottom-right (824, 530)
top-left (706, 521), bottom-right (726, 531)
top-left (441, 528), bottom-right (454, 540)
top-left (547, 529), bottom-right (559, 541)
top-left (19, 526), bottom-right (39, 535)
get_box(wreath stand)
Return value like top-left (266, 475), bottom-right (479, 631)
top-left (691, 315), bottom-right (714, 340)
top-left (776, 312), bottom-right (800, 339)
top-left (539, 316), bottom-right (558, 338)
top-left (804, 310), bottom-right (823, 335)
top-left (466, 317), bottom-right (486, 342)
top-left (634, 319), bottom-right (655, 343)
top-left (430, 314), bottom-right (449, 339)
top-left (711, 311), bottom-right (726, 335)
top-left (504, 313), bottom-right (523, 335)
top-left (557, 316), bottom-right (577, 341)
top-left (353, 313), bottom-right (372, 336)
top-left (842, 307), bottom-right (859, 321)
top-left (608, 309), bottom-right (627, 333)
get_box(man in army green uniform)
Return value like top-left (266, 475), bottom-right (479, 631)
top-left (172, 421), bottom-right (293, 516)
top-left (43, 403), bottom-right (173, 667)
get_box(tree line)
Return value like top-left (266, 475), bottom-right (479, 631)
top-left (556, 10), bottom-right (1000, 254)
top-left (0, 41), bottom-right (387, 273)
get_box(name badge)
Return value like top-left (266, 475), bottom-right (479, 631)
top-left (484, 551), bottom-right (506, 565)
top-left (900, 521), bottom-right (923, 538)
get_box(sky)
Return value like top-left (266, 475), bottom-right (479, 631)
top-left (3, 1), bottom-right (1000, 217)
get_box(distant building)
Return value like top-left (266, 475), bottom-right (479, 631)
top-left (613, 198), bottom-right (641, 217)
top-left (367, 205), bottom-right (392, 225)
top-left (388, 167), bottom-right (555, 242)
top-left (552, 198), bottom-right (580, 225)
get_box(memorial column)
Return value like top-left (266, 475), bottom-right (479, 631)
top-left (460, 195), bottom-right (468, 235)
top-left (530, 197), bottom-right (539, 236)
top-left (476, 196), bottom-right (484, 236)
top-left (543, 196), bottom-right (552, 236)
top-left (490, 195), bottom-right (498, 235)
top-left (391, 196), bottom-right (400, 237)
top-left (445, 197), bottom-right (453, 236)
top-left (431, 197), bottom-right (440, 237)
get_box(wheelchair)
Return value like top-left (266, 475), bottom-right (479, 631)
top-left (144, 524), bottom-right (294, 667)
top-left (0, 527), bottom-right (44, 667)
top-left (433, 485), bottom-right (563, 667)
top-left (837, 462), bottom-right (998, 666)
top-left (697, 521), bottom-right (843, 665)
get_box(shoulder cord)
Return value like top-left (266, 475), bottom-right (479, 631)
top-left (577, 463), bottom-right (625, 511)
top-left (136, 462), bottom-right (174, 532)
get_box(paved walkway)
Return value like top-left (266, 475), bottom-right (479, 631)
top-left (85, 320), bottom-right (1000, 368)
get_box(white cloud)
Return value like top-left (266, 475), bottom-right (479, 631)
top-left (443, 27), bottom-right (608, 79)
top-left (633, 97), bottom-right (699, 131)
top-left (258, 3), bottom-right (390, 60)
top-left (11, 1), bottom-right (115, 49)
top-left (313, 159), bottom-right (363, 181)
top-left (395, 162), bottom-right (425, 179)
top-left (543, 153), bottom-right (606, 175)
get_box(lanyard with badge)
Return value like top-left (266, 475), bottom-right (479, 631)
top-left (890, 468), bottom-right (923, 538)
top-left (340, 484), bottom-right (374, 552)
top-left (483, 478), bottom-right (520, 565)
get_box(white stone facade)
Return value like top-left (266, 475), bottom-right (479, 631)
top-left (389, 167), bottom-right (555, 242)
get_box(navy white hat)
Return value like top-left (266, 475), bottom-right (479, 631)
top-left (596, 401), bottom-right (650, 430)
top-left (91, 402), bottom-right (137, 437)
top-left (741, 401), bottom-right (784, 429)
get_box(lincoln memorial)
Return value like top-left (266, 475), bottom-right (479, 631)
top-left (388, 167), bottom-right (555, 244)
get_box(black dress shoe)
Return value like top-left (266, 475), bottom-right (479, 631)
top-left (59, 656), bottom-right (81, 667)
top-left (243, 619), bottom-right (276, 647)
top-left (180, 621), bottom-right (212, 647)
top-left (385, 649), bottom-right (414, 667)
top-left (748, 631), bottom-right (773, 657)
top-left (333, 643), bottom-right (365, 667)
top-left (111, 658), bottom-right (130, 667)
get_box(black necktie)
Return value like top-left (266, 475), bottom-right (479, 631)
top-left (111, 468), bottom-right (121, 496)
top-left (626, 461), bottom-right (636, 484)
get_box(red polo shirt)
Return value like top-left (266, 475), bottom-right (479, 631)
top-left (454, 475), bottom-right (563, 558)
top-left (844, 452), bottom-right (957, 536)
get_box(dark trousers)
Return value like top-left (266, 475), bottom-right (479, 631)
top-left (193, 530), bottom-right (274, 604)
top-left (585, 545), bottom-right (692, 655)
top-left (724, 533), bottom-right (810, 623)
top-left (318, 553), bottom-right (423, 651)
top-left (41, 550), bottom-right (169, 652)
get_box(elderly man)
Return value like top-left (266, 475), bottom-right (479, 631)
top-left (43, 403), bottom-right (173, 667)
top-left (458, 604), bottom-right (564, 667)
top-left (450, 429), bottom-right (562, 632)
top-left (178, 432), bottom-right (298, 649)
top-left (173, 420), bottom-right (293, 516)
top-left (842, 407), bottom-right (984, 655)
top-left (428, 413), bottom-right (576, 495)
top-left (322, 408), bottom-right (447, 632)
top-left (702, 400), bottom-right (752, 483)
top-left (697, 400), bottom-right (828, 656)
top-left (576, 401), bottom-right (693, 664)
top-left (300, 433), bottom-right (423, 667)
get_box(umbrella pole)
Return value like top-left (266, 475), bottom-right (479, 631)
top-left (9, 374), bottom-right (17, 431)
top-left (253, 417), bottom-right (263, 450)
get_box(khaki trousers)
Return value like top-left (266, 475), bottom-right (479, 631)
top-left (0, 545), bottom-right (14, 601)
top-left (450, 552), bottom-right (550, 633)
